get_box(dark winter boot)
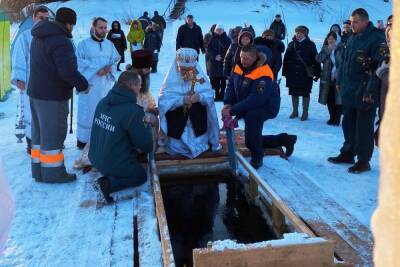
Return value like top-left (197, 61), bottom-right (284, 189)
top-left (332, 107), bottom-right (342, 126)
top-left (283, 134), bottom-right (297, 157)
top-left (348, 161), bottom-right (371, 174)
top-left (96, 177), bottom-right (114, 203)
top-left (301, 97), bottom-right (310, 121)
top-left (328, 153), bottom-right (355, 164)
top-left (250, 158), bottom-right (263, 170)
top-left (289, 96), bottom-right (299, 119)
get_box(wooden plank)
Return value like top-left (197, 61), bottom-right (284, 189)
top-left (257, 160), bottom-right (371, 265)
top-left (150, 159), bottom-right (175, 267)
top-left (193, 238), bottom-right (335, 267)
top-left (235, 151), bottom-right (316, 237)
top-left (158, 162), bottom-right (230, 179)
top-left (156, 156), bottom-right (228, 168)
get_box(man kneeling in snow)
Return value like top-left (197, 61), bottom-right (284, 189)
top-left (89, 71), bottom-right (157, 203)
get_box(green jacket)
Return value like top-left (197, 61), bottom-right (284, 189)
top-left (339, 22), bottom-right (386, 109)
top-left (89, 83), bottom-right (153, 178)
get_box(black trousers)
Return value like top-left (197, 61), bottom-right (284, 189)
top-left (327, 82), bottom-right (341, 122)
top-left (340, 106), bottom-right (377, 162)
top-left (243, 109), bottom-right (269, 161)
top-left (210, 77), bottom-right (226, 100)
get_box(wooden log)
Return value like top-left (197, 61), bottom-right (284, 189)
top-left (149, 159), bottom-right (175, 267)
top-left (193, 237), bottom-right (335, 267)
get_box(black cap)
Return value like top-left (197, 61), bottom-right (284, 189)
top-left (343, 20), bottom-right (351, 25)
top-left (56, 7), bottom-right (77, 25)
top-left (187, 14), bottom-right (194, 19)
top-left (275, 14), bottom-right (281, 18)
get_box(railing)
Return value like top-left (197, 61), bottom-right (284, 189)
top-left (162, 0), bottom-right (176, 18)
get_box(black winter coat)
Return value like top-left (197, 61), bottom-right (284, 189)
top-left (144, 29), bottom-right (162, 61)
top-left (338, 22), bottom-right (386, 108)
top-left (176, 22), bottom-right (205, 54)
top-left (254, 37), bottom-right (285, 78)
top-left (107, 21), bottom-right (127, 62)
top-left (269, 20), bottom-right (286, 40)
top-left (206, 32), bottom-right (231, 78)
top-left (151, 14), bottom-right (166, 30)
top-left (28, 21), bottom-right (88, 101)
top-left (282, 37), bottom-right (320, 94)
top-left (138, 15), bottom-right (151, 31)
top-left (223, 28), bottom-right (254, 77)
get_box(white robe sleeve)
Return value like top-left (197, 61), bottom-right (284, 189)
top-left (76, 40), bottom-right (100, 81)
top-left (11, 32), bottom-right (30, 84)
top-left (107, 43), bottom-right (121, 82)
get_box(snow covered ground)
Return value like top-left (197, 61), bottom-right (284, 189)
top-left (0, 0), bottom-right (393, 266)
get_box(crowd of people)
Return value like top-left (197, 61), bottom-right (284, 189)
top-left (9, 5), bottom-right (392, 203)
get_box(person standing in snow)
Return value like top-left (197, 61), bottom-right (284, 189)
top-left (11, 6), bottom-right (50, 154)
top-left (76, 17), bottom-right (120, 149)
top-left (329, 24), bottom-right (342, 44)
top-left (328, 8), bottom-right (386, 173)
top-left (138, 11), bottom-right (151, 31)
top-left (206, 25), bottom-right (231, 101)
top-left (341, 20), bottom-right (352, 45)
top-left (316, 31), bottom-right (344, 125)
top-left (127, 20), bottom-right (145, 64)
top-left (89, 71), bottom-right (155, 203)
top-left (223, 27), bottom-right (254, 77)
top-left (151, 11), bottom-right (166, 39)
top-left (106, 20), bottom-right (127, 71)
top-left (144, 22), bottom-right (162, 73)
top-left (203, 24), bottom-right (217, 52)
top-left (254, 29), bottom-right (285, 79)
top-left (282, 25), bottom-right (321, 121)
top-left (269, 14), bottom-right (286, 41)
top-left (28, 7), bottom-right (88, 183)
top-left (176, 15), bottom-right (205, 55)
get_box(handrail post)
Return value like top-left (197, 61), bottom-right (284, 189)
top-left (226, 128), bottom-right (238, 175)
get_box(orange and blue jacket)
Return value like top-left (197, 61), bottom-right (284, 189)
top-left (224, 62), bottom-right (280, 118)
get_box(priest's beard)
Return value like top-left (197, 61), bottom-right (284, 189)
top-left (93, 29), bottom-right (106, 41)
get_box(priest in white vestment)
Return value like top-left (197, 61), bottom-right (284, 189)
top-left (76, 18), bottom-right (120, 147)
top-left (158, 48), bottom-right (221, 159)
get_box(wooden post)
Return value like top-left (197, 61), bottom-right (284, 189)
top-left (249, 174), bottom-right (259, 200)
top-left (226, 128), bottom-right (238, 175)
top-left (271, 202), bottom-right (286, 236)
